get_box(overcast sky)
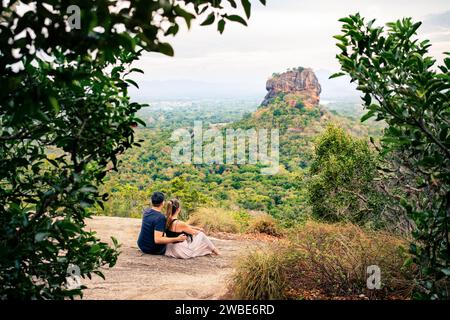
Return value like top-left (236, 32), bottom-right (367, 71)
top-left (130, 0), bottom-right (450, 100)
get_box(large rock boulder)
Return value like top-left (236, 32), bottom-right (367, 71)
top-left (262, 67), bottom-right (322, 108)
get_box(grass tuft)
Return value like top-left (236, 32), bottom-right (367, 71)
top-left (229, 247), bottom-right (288, 300)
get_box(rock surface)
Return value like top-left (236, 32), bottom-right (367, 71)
top-left (81, 216), bottom-right (265, 300)
top-left (262, 67), bottom-right (322, 108)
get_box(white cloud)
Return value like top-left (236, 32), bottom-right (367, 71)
top-left (131, 0), bottom-right (450, 100)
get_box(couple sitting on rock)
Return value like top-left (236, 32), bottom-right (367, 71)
top-left (137, 192), bottom-right (220, 259)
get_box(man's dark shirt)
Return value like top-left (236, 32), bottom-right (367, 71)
top-left (137, 208), bottom-right (166, 255)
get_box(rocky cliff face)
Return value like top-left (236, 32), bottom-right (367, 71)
top-left (262, 67), bottom-right (322, 108)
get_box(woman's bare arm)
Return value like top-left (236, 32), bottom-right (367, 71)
top-left (177, 221), bottom-right (200, 235)
top-left (190, 225), bottom-right (205, 232)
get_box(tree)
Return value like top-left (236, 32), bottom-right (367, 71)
top-left (156, 176), bottom-right (208, 219)
top-left (307, 125), bottom-right (381, 223)
top-left (0, 0), bottom-right (264, 299)
top-left (333, 14), bottom-right (450, 299)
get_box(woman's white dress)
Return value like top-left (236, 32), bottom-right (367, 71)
top-left (165, 232), bottom-right (216, 259)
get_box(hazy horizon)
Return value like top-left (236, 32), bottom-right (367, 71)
top-left (129, 0), bottom-right (450, 101)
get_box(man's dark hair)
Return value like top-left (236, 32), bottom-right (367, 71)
top-left (151, 192), bottom-right (165, 206)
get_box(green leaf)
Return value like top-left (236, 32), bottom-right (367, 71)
top-left (56, 220), bottom-right (81, 234)
top-left (403, 257), bottom-right (413, 268)
top-left (361, 110), bottom-right (376, 122)
top-left (227, 0), bottom-right (237, 8)
top-left (111, 236), bottom-right (120, 248)
top-left (441, 269), bottom-right (450, 276)
top-left (407, 22), bottom-right (422, 38)
top-left (129, 68), bottom-right (144, 74)
top-left (218, 19), bottom-right (226, 34)
top-left (444, 57), bottom-right (450, 69)
top-left (329, 72), bottom-right (345, 79)
top-left (93, 270), bottom-right (105, 280)
top-left (133, 118), bottom-right (147, 127)
top-left (363, 93), bottom-right (372, 105)
top-left (225, 14), bottom-right (247, 26)
top-left (338, 17), bottom-right (353, 24)
top-left (164, 24), bottom-right (179, 36)
top-left (174, 5), bottom-right (196, 29)
top-left (125, 79), bottom-right (139, 88)
top-left (200, 12), bottom-right (215, 26)
top-left (333, 35), bottom-right (347, 42)
top-left (156, 42), bottom-right (174, 57)
top-left (336, 43), bottom-right (347, 52)
top-left (241, 0), bottom-right (251, 19)
top-left (49, 96), bottom-right (60, 113)
top-left (90, 244), bottom-right (101, 254)
top-left (34, 232), bottom-right (49, 242)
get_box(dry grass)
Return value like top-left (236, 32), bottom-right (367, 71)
top-left (247, 214), bottom-right (282, 237)
top-left (189, 208), bottom-right (284, 237)
top-left (229, 247), bottom-right (288, 300)
top-left (229, 221), bottom-right (417, 300)
top-left (188, 208), bottom-right (242, 233)
top-left (286, 221), bottom-right (416, 299)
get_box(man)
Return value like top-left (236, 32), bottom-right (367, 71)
top-left (137, 192), bottom-right (187, 255)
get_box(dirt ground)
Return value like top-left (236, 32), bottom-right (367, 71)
top-left (82, 216), bottom-right (264, 300)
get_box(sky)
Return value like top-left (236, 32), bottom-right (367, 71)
top-left (129, 0), bottom-right (450, 100)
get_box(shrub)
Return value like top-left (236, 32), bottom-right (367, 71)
top-left (188, 208), bottom-right (242, 233)
top-left (287, 221), bottom-right (416, 299)
top-left (238, 193), bottom-right (273, 211)
top-left (307, 125), bottom-right (382, 223)
top-left (230, 248), bottom-right (288, 300)
top-left (247, 215), bottom-right (282, 237)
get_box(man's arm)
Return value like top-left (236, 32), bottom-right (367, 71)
top-left (154, 230), bottom-right (186, 244)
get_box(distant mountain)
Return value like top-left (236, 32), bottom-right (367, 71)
top-left (128, 68), bottom-right (361, 103)
top-left (129, 79), bottom-right (264, 102)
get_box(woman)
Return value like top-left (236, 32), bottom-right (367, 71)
top-left (164, 199), bottom-right (220, 259)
